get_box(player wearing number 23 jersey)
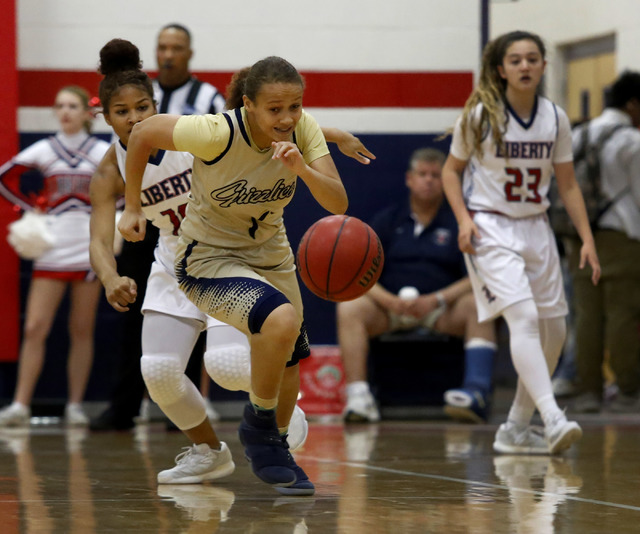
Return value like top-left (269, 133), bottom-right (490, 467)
top-left (443, 31), bottom-right (599, 458)
top-left (449, 97), bottom-right (574, 322)
top-left (450, 97), bottom-right (574, 219)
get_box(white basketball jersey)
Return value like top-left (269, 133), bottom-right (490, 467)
top-left (115, 142), bottom-right (193, 271)
top-left (450, 97), bottom-right (573, 218)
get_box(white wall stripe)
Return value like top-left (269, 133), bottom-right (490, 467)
top-left (18, 107), bottom-right (461, 135)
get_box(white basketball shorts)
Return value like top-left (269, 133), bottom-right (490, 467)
top-left (465, 211), bottom-right (568, 322)
top-left (142, 260), bottom-right (225, 329)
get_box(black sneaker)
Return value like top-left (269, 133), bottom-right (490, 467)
top-left (275, 437), bottom-right (315, 496)
top-left (238, 404), bottom-right (296, 487)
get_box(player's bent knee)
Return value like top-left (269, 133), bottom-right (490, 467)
top-left (205, 344), bottom-right (251, 392)
top-left (263, 305), bottom-right (300, 346)
top-left (140, 354), bottom-right (185, 405)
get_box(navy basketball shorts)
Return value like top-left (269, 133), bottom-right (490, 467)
top-left (175, 236), bottom-right (310, 366)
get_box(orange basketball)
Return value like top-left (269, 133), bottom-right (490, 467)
top-left (296, 215), bottom-right (384, 302)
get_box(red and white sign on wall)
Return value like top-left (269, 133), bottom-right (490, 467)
top-left (298, 345), bottom-right (346, 416)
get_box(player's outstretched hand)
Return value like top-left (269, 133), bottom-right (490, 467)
top-left (105, 275), bottom-right (137, 312)
top-left (118, 206), bottom-right (147, 242)
top-left (336, 132), bottom-right (376, 165)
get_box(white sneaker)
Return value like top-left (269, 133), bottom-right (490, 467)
top-left (157, 442), bottom-right (235, 484)
top-left (205, 399), bottom-right (221, 422)
top-left (493, 422), bottom-right (549, 455)
top-left (287, 404), bottom-right (308, 452)
top-left (545, 414), bottom-right (582, 454)
top-left (65, 404), bottom-right (89, 426)
top-left (157, 484), bottom-right (235, 522)
top-left (0, 404), bottom-right (30, 427)
top-left (343, 387), bottom-right (380, 423)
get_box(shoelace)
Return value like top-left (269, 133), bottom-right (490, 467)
top-left (513, 425), bottom-right (545, 445)
top-left (174, 446), bottom-right (198, 465)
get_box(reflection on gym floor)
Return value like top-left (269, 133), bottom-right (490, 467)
top-left (0, 415), bottom-right (639, 533)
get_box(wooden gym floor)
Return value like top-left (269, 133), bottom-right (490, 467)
top-left (1, 405), bottom-right (639, 533)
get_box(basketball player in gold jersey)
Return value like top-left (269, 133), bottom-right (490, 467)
top-left (120, 56), bottom-right (351, 496)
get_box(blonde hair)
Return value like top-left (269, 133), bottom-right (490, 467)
top-left (57, 85), bottom-right (93, 133)
top-left (459, 30), bottom-right (546, 158)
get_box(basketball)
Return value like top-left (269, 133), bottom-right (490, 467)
top-left (296, 215), bottom-right (384, 302)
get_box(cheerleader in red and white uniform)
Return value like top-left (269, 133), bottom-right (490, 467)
top-left (0, 86), bottom-right (109, 427)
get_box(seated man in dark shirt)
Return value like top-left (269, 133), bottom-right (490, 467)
top-left (337, 148), bottom-right (497, 423)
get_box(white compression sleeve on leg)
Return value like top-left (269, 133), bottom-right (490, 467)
top-left (502, 299), bottom-right (561, 420)
top-left (141, 312), bottom-right (208, 430)
top-left (204, 324), bottom-right (251, 392)
top-left (506, 317), bottom-right (567, 427)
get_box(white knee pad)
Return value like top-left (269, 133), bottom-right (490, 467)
top-left (140, 354), bottom-right (186, 405)
top-left (205, 344), bottom-right (251, 392)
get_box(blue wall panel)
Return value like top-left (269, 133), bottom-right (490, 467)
top-left (4, 132), bottom-right (452, 402)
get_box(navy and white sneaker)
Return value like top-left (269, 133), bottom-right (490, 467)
top-left (275, 437), bottom-right (315, 496)
top-left (443, 387), bottom-right (489, 424)
top-left (238, 404), bottom-right (296, 487)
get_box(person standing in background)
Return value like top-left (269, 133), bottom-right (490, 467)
top-left (442, 30), bottom-right (600, 455)
top-left (569, 71), bottom-right (640, 414)
top-left (0, 86), bottom-right (110, 427)
top-left (153, 23), bottom-right (226, 116)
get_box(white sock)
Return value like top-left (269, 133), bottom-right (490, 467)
top-left (503, 301), bottom-right (560, 417)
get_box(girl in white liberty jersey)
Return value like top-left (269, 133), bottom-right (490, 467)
top-left (121, 56), bottom-right (349, 495)
top-left (0, 86), bottom-right (109, 427)
top-left (90, 39), bottom-right (249, 485)
top-left (442, 31), bottom-right (601, 455)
